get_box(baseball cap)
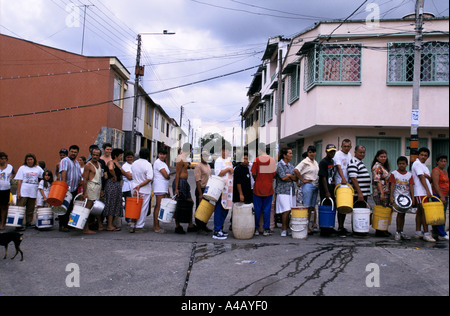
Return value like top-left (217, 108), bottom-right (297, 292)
top-left (326, 144), bottom-right (337, 152)
top-left (59, 148), bottom-right (68, 155)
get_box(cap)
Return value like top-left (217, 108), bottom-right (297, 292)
top-left (59, 148), bottom-right (68, 154)
top-left (326, 144), bottom-right (337, 152)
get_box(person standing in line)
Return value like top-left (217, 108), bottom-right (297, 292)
top-left (104, 148), bottom-right (126, 232)
top-left (212, 145), bottom-right (234, 240)
top-left (37, 170), bottom-right (53, 208)
top-left (276, 148), bottom-right (297, 237)
top-left (251, 143), bottom-right (277, 237)
top-left (55, 148), bottom-right (68, 180)
top-left (334, 139), bottom-right (353, 237)
top-left (121, 151), bottom-right (134, 223)
top-left (318, 144), bottom-right (338, 236)
top-left (58, 145), bottom-right (82, 232)
top-left (371, 149), bottom-right (392, 237)
top-left (431, 154), bottom-right (449, 241)
top-left (173, 143), bottom-right (197, 234)
top-left (347, 145), bottom-right (371, 237)
top-left (0, 152), bottom-right (15, 230)
top-left (15, 153), bottom-right (44, 230)
top-left (194, 150), bottom-right (212, 232)
top-left (100, 143), bottom-right (113, 165)
top-left (152, 148), bottom-right (171, 233)
top-left (82, 147), bottom-right (103, 235)
top-left (295, 146), bottom-right (320, 234)
top-left (130, 148), bottom-right (153, 233)
top-left (389, 156), bottom-right (415, 241)
top-left (411, 147), bottom-right (435, 242)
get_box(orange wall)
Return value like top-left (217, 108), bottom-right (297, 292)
top-left (0, 35), bottom-right (123, 173)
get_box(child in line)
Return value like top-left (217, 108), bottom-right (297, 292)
top-left (389, 156), bottom-right (415, 241)
top-left (37, 170), bottom-right (53, 208)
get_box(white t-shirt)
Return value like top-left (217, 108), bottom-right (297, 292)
top-left (131, 159), bottom-right (153, 195)
top-left (0, 164), bottom-right (14, 191)
top-left (214, 157), bottom-right (232, 179)
top-left (334, 150), bottom-right (352, 184)
top-left (37, 180), bottom-right (51, 207)
top-left (121, 162), bottom-right (133, 193)
top-left (15, 165), bottom-right (44, 198)
top-left (152, 158), bottom-right (170, 194)
top-left (412, 160), bottom-right (432, 197)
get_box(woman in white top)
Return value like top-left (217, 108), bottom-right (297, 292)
top-left (152, 148), bottom-right (171, 233)
top-left (294, 146), bottom-right (320, 233)
top-left (15, 153), bottom-right (44, 229)
top-left (0, 152), bottom-right (15, 230)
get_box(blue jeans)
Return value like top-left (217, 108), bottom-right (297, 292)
top-left (302, 182), bottom-right (318, 207)
top-left (253, 194), bottom-right (273, 230)
top-left (213, 197), bottom-right (229, 232)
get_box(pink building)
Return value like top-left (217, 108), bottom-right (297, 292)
top-left (245, 15), bottom-right (449, 168)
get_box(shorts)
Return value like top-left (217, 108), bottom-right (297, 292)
top-left (415, 196), bottom-right (428, 205)
top-left (172, 178), bottom-right (192, 201)
top-left (302, 182), bottom-right (318, 207)
top-left (276, 193), bottom-right (296, 214)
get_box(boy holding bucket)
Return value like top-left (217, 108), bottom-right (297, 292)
top-left (411, 147), bottom-right (435, 242)
top-left (389, 156), bottom-right (415, 241)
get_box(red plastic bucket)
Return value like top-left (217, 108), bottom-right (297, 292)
top-left (47, 181), bottom-right (69, 207)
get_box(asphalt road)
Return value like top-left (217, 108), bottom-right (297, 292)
top-left (1, 170), bottom-right (448, 301)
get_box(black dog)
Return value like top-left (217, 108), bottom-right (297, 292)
top-left (0, 232), bottom-right (24, 261)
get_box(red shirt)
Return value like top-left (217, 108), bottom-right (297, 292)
top-left (251, 155), bottom-right (276, 197)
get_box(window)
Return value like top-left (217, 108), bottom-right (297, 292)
top-left (266, 95), bottom-right (274, 122)
top-left (161, 118), bottom-right (165, 133)
top-left (113, 74), bottom-right (123, 107)
top-left (259, 103), bottom-right (266, 127)
top-left (288, 65), bottom-right (300, 104)
top-left (388, 41), bottom-right (449, 85)
top-left (304, 43), bottom-right (362, 91)
top-left (154, 111), bottom-right (159, 129)
top-left (146, 104), bottom-right (152, 126)
top-left (166, 123), bottom-right (170, 137)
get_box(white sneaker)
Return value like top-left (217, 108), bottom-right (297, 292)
top-left (414, 231), bottom-right (424, 239)
top-left (400, 232), bottom-right (411, 240)
top-left (423, 233), bottom-right (436, 242)
top-left (281, 230), bottom-right (287, 237)
top-left (254, 230), bottom-right (260, 236)
top-left (395, 232), bottom-right (401, 241)
top-left (212, 231), bottom-right (227, 240)
top-left (438, 234), bottom-right (449, 241)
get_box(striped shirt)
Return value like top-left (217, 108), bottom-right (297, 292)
top-left (348, 157), bottom-right (371, 196)
top-left (59, 157), bottom-right (81, 192)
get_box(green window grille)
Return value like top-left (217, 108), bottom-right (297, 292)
top-left (288, 64), bottom-right (300, 104)
top-left (304, 43), bottom-right (362, 91)
top-left (387, 41), bottom-right (449, 85)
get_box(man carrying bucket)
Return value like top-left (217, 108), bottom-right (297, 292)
top-left (411, 147), bottom-right (436, 242)
top-left (334, 139), bottom-right (353, 237)
top-left (59, 145), bottom-right (82, 232)
top-left (318, 144), bottom-right (337, 237)
top-left (82, 147), bottom-right (103, 235)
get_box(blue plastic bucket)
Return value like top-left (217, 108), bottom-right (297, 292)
top-left (318, 198), bottom-right (336, 228)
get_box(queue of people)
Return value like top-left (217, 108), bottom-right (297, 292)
top-left (0, 139), bottom-right (448, 243)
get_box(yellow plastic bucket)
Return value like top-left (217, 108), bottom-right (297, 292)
top-left (334, 184), bottom-right (354, 214)
top-left (291, 207), bottom-right (308, 218)
top-left (422, 196), bottom-right (445, 225)
top-left (195, 199), bottom-right (215, 223)
top-left (372, 205), bottom-right (392, 231)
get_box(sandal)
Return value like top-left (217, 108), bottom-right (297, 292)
top-left (154, 229), bottom-right (167, 234)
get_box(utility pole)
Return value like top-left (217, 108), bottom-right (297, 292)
top-left (80, 4), bottom-right (94, 55)
top-left (240, 107), bottom-right (244, 150)
top-left (131, 34), bottom-right (143, 153)
top-left (410, 0), bottom-right (424, 167)
top-left (276, 49), bottom-right (283, 156)
top-left (130, 31), bottom-right (175, 153)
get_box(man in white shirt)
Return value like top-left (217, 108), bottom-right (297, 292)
top-left (334, 139), bottom-right (353, 237)
top-left (411, 147), bottom-right (435, 242)
top-left (130, 148), bottom-right (153, 233)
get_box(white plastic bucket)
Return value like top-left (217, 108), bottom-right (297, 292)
top-left (203, 176), bottom-right (226, 202)
top-left (290, 217), bottom-right (308, 239)
top-left (68, 198), bottom-right (91, 229)
top-left (6, 206), bottom-right (25, 227)
top-left (232, 203), bottom-right (255, 240)
top-left (352, 208), bottom-right (371, 233)
top-left (61, 191), bottom-right (73, 210)
top-left (36, 208), bottom-right (54, 229)
top-left (158, 198), bottom-right (177, 223)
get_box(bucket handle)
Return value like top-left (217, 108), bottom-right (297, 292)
top-left (422, 196), bottom-right (442, 204)
top-left (334, 183), bottom-right (354, 195)
top-left (131, 189), bottom-right (143, 204)
top-left (289, 224), bottom-right (308, 232)
top-left (320, 197), bottom-right (334, 209)
top-left (73, 193), bottom-right (88, 208)
top-left (353, 200), bottom-right (370, 209)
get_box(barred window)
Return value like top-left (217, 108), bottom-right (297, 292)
top-left (304, 43), bottom-right (362, 91)
top-left (387, 41), bottom-right (449, 85)
top-left (288, 64), bottom-right (300, 104)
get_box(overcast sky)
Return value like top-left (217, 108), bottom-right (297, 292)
top-left (1, 0), bottom-right (448, 144)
